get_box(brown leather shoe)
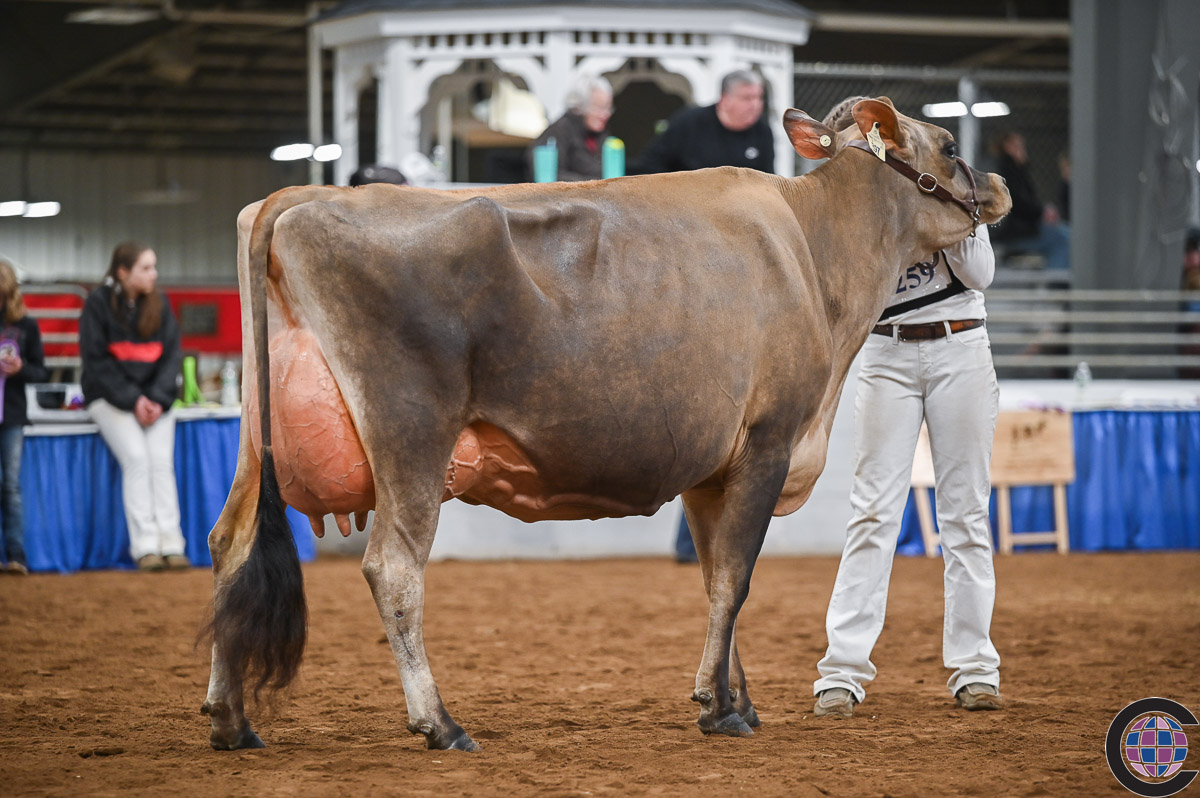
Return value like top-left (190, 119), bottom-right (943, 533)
top-left (956, 683), bottom-right (1004, 711)
top-left (6, 561), bottom-right (29, 575)
top-left (137, 554), bottom-right (165, 572)
top-left (163, 554), bottom-right (191, 571)
top-left (814, 688), bottom-right (857, 718)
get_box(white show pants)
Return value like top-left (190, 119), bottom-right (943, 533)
top-left (814, 324), bottom-right (1001, 701)
top-left (89, 399), bottom-right (186, 561)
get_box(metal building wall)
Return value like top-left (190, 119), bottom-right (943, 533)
top-left (1072, 0), bottom-right (1200, 290)
top-left (0, 149), bottom-right (307, 285)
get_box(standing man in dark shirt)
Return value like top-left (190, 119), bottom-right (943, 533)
top-left (635, 69), bottom-right (774, 175)
top-left (637, 69), bottom-right (773, 563)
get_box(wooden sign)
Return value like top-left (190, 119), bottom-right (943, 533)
top-left (910, 410), bottom-right (1074, 488)
top-left (989, 410), bottom-right (1074, 486)
top-left (910, 409), bottom-right (1075, 555)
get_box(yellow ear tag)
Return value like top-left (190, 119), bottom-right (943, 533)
top-left (819, 134), bottom-right (832, 147)
top-left (866, 122), bottom-right (887, 162)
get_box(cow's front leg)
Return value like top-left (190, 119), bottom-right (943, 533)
top-left (729, 625), bottom-right (760, 727)
top-left (684, 454), bottom-right (789, 737)
top-left (363, 509), bottom-right (479, 753)
top-left (683, 489), bottom-right (760, 729)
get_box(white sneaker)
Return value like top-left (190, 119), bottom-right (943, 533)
top-left (814, 688), bottom-right (856, 718)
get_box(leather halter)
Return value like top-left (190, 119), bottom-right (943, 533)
top-left (845, 139), bottom-right (981, 231)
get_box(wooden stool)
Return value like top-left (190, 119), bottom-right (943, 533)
top-left (910, 410), bottom-right (1074, 556)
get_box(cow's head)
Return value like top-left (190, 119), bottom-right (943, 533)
top-left (782, 96), bottom-right (1011, 258)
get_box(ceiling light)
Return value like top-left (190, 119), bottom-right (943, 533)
top-left (971, 101), bottom-right (1011, 117)
top-left (313, 144), bottom-right (342, 162)
top-left (922, 101), bottom-right (967, 118)
top-left (66, 8), bottom-right (159, 25)
top-left (22, 202), bottom-right (61, 218)
top-left (271, 143), bottom-right (315, 161)
top-left (0, 201), bottom-right (27, 217)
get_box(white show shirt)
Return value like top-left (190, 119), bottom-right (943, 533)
top-left (884, 224), bottom-right (994, 325)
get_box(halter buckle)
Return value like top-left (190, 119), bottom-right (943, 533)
top-left (916, 173), bottom-right (938, 193)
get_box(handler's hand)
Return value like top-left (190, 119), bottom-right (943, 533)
top-left (134, 395), bottom-right (160, 427)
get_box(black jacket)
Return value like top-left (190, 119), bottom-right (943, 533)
top-left (0, 315), bottom-right (48, 427)
top-left (80, 284), bottom-right (182, 411)
top-left (633, 104), bottom-right (775, 175)
top-left (992, 153), bottom-right (1043, 242)
top-left (529, 111), bottom-right (606, 182)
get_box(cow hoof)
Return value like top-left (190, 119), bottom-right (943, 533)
top-left (203, 701), bottom-right (265, 750)
top-left (698, 711), bottom-right (755, 738)
top-left (446, 731), bottom-right (481, 752)
top-left (209, 727), bottom-right (265, 750)
top-left (729, 689), bottom-right (761, 728)
top-left (409, 720), bottom-right (481, 752)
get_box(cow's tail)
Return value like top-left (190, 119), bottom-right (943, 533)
top-left (212, 186), bottom-right (338, 703)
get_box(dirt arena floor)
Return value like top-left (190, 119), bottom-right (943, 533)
top-left (1, 551), bottom-right (1197, 797)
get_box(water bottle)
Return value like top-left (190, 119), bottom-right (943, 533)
top-left (601, 136), bottom-right (625, 179)
top-left (1073, 361), bottom-right (1092, 394)
top-left (532, 136), bottom-right (558, 183)
top-left (181, 355), bottom-right (203, 407)
top-left (220, 360), bottom-right (240, 407)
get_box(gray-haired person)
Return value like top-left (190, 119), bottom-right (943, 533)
top-left (634, 69), bottom-right (773, 176)
top-left (528, 73), bottom-right (614, 181)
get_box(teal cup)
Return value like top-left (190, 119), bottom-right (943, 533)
top-left (533, 144), bottom-right (558, 183)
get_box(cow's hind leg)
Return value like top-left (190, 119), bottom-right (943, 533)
top-left (683, 449), bottom-right (789, 737)
top-left (363, 493), bottom-right (479, 752)
top-left (201, 457), bottom-right (267, 750)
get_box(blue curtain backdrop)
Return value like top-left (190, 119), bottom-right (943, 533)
top-left (17, 416), bottom-right (316, 573)
top-left (899, 410), bottom-right (1200, 555)
top-left (8, 410), bottom-right (1198, 570)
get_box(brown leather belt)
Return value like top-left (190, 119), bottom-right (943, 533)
top-left (871, 319), bottom-right (985, 342)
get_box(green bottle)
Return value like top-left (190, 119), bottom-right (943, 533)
top-left (179, 355), bottom-right (204, 407)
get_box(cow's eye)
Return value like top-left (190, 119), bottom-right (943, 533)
top-left (943, 142), bottom-right (958, 159)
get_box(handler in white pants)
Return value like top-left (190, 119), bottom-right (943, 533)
top-left (813, 223), bottom-right (1002, 716)
top-left (89, 398), bottom-right (186, 563)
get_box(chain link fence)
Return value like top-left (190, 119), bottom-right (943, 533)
top-left (792, 63), bottom-right (1069, 211)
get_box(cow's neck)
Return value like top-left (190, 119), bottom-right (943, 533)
top-left (783, 154), bottom-right (921, 347)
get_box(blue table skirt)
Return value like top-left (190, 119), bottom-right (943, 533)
top-left (19, 417), bottom-right (316, 573)
top-left (898, 410), bottom-right (1200, 555)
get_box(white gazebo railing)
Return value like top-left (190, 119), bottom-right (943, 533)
top-left (315, 1), bottom-right (812, 184)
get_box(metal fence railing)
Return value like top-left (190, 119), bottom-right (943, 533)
top-left (983, 285), bottom-right (1200, 378)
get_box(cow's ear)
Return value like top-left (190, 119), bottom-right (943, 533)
top-left (782, 109), bottom-right (837, 160)
top-left (852, 97), bottom-right (907, 152)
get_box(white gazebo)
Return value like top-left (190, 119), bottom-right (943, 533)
top-left (314, 0), bottom-right (812, 184)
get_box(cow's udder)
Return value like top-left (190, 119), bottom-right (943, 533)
top-left (247, 326), bottom-right (375, 534)
top-left (443, 422), bottom-right (654, 522)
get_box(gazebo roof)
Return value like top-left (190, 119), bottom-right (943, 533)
top-left (319, 0), bottom-right (813, 24)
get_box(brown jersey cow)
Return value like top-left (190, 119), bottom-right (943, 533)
top-left (201, 98), bottom-right (1010, 752)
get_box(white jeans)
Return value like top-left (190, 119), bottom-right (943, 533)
top-left (814, 324), bottom-right (1001, 701)
top-left (89, 399), bottom-right (185, 561)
